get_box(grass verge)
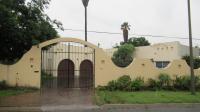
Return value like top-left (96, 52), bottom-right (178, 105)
top-left (95, 90), bottom-right (200, 105)
top-left (0, 87), bottom-right (38, 97)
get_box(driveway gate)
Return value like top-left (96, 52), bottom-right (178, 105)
top-left (41, 42), bottom-right (95, 89)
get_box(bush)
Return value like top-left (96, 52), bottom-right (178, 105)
top-left (196, 76), bottom-right (200, 91)
top-left (107, 80), bottom-right (118, 91)
top-left (173, 75), bottom-right (200, 90)
top-left (102, 75), bottom-right (200, 92)
top-left (158, 73), bottom-right (171, 89)
top-left (96, 86), bottom-right (107, 91)
top-left (148, 78), bottom-right (161, 90)
top-left (116, 75), bottom-right (131, 91)
top-left (130, 77), bottom-right (144, 91)
top-left (173, 76), bottom-right (191, 90)
top-left (0, 80), bottom-right (8, 89)
top-left (112, 44), bottom-right (135, 67)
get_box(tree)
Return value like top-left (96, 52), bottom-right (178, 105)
top-left (120, 37), bottom-right (150, 47)
top-left (182, 56), bottom-right (200, 69)
top-left (121, 22), bottom-right (131, 43)
top-left (112, 44), bottom-right (135, 67)
top-left (0, 0), bottom-right (62, 64)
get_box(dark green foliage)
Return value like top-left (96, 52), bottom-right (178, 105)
top-left (0, 0), bottom-right (62, 64)
top-left (120, 37), bottom-right (150, 47)
top-left (173, 75), bottom-right (200, 90)
top-left (41, 70), bottom-right (54, 85)
top-left (107, 80), bottom-right (118, 91)
top-left (0, 80), bottom-right (8, 89)
top-left (148, 73), bottom-right (172, 90)
top-left (116, 75), bottom-right (131, 91)
top-left (102, 74), bottom-right (200, 92)
top-left (112, 44), bottom-right (135, 67)
top-left (148, 78), bottom-right (161, 90)
top-left (196, 76), bottom-right (200, 91)
top-left (96, 86), bottom-right (107, 91)
top-left (158, 73), bottom-right (171, 87)
top-left (182, 56), bottom-right (200, 69)
top-left (130, 77), bottom-right (144, 91)
top-left (105, 76), bottom-right (144, 91)
top-left (173, 76), bottom-right (190, 90)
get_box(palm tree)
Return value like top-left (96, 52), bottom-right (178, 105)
top-left (121, 22), bottom-right (131, 43)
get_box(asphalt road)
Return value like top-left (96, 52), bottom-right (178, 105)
top-left (1, 104), bottom-right (200, 112)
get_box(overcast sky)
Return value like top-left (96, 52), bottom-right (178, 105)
top-left (46, 0), bottom-right (200, 48)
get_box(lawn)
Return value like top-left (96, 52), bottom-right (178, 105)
top-left (95, 90), bottom-right (200, 105)
top-left (0, 88), bottom-right (38, 97)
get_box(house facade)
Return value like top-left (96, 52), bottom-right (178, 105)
top-left (105, 41), bottom-right (200, 68)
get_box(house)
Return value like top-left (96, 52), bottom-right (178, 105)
top-left (105, 41), bottom-right (200, 68)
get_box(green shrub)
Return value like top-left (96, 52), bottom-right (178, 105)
top-left (148, 78), bottom-right (161, 90)
top-left (104, 75), bottom-right (200, 92)
top-left (130, 77), bottom-right (144, 91)
top-left (112, 44), bottom-right (135, 67)
top-left (173, 76), bottom-right (191, 90)
top-left (0, 80), bottom-right (8, 89)
top-left (196, 76), bottom-right (200, 91)
top-left (172, 75), bottom-right (200, 90)
top-left (96, 86), bottom-right (107, 91)
top-left (116, 75), bottom-right (131, 91)
top-left (158, 73), bottom-right (171, 89)
top-left (107, 80), bottom-right (118, 91)
top-left (182, 56), bottom-right (200, 69)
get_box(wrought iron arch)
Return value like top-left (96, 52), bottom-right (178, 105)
top-left (41, 41), bottom-right (95, 88)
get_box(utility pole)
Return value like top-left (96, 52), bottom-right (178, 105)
top-left (187, 0), bottom-right (195, 95)
top-left (82, 0), bottom-right (89, 42)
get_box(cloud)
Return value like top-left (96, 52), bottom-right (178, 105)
top-left (46, 0), bottom-right (200, 48)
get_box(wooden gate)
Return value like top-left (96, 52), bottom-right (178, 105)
top-left (57, 59), bottom-right (74, 88)
top-left (79, 60), bottom-right (93, 88)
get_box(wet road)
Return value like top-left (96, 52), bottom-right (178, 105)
top-left (1, 104), bottom-right (200, 112)
top-left (0, 88), bottom-right (94, 107)
top-left (1, 89), bottom-right (200, 112)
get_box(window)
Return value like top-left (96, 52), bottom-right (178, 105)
top-left (155, 61), bottom-right (170, 68)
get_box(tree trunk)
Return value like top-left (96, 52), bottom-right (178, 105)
top-left (123, 29), bottom-right (128, 43)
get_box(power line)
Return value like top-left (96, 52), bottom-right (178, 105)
top-left (57, 28), bottom-right (200, 41)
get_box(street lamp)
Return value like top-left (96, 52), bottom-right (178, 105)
top-left (82, 0), bottom-right (89, 42)
top-left (187, 0), bottom-right (195, 95)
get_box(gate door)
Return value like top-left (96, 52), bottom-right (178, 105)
top-left (41, 42), bottom-right (95, 88)
top-left (80, 60), bottom-right (93, 88)
top-left (57, 59), bottom-right (74, 88)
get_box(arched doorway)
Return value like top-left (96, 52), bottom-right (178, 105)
top-left (57, 59), bottom-right (74, 88)
top-left (79, 60), bottom-right (94, 88)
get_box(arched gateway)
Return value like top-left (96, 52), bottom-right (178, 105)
top-left (40, 38), bottom-right (95, 88)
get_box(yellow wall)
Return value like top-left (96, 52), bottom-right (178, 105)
top-left (105, 41), bottom-right (200, 62)
top-left (0, 37), bottom-right (200, 88)
top-left (0, 46), bottom-right (41, 88)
